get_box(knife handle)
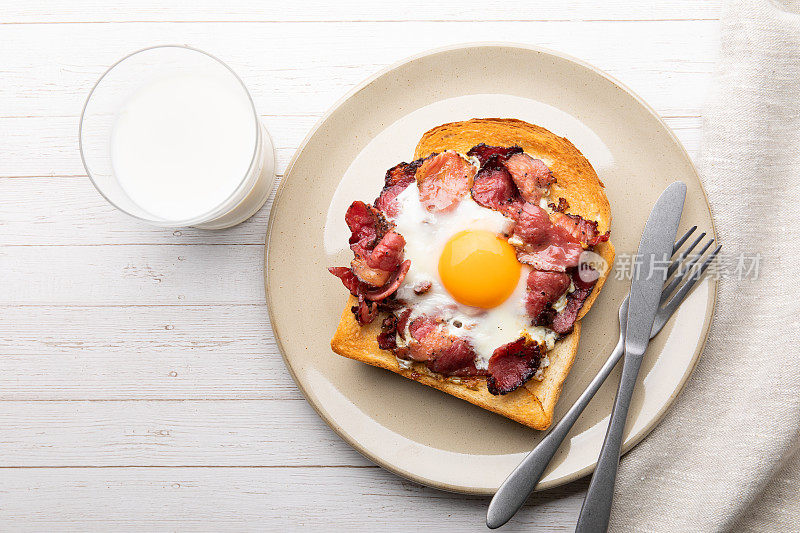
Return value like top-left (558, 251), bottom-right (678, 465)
top-left (575, 351), bottom-right (644, 533)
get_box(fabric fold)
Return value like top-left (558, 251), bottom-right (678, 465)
top-left (610, 1), bottom-right (800, 531)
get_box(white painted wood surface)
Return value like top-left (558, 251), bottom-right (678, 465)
top-left (0, 1), bottom-right (720, 529)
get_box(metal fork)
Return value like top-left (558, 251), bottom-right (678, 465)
top-left (487, 226), bottom-right (721, 529)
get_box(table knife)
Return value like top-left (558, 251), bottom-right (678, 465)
top-left (574, 181), bottom-right (686, 533)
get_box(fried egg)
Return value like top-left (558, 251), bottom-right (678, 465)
top-left (393, 181), bottom-right (557, 370)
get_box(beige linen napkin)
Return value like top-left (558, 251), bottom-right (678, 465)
top-left (610, 0), bottom-right (800, 531)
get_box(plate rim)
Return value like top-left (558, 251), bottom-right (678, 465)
top-left (264, 41), bottom-right (718, 494)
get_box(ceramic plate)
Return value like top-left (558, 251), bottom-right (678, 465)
top-left (265, 43), bottom-right (716, 494)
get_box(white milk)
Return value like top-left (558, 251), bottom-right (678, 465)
top-left (111, 73), bottom-right (258, 222)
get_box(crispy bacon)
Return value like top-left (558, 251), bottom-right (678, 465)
top-left (516, 247), bottom-right (583, 272)
top-left (345, 201), bottom-right (386, 257)
top-left (544, 269), bottom-right (598, 334)
top-left (332, 260), bottom-right (410, 325)
top-left (328, 266), bottom-right (360, 295)
top-left (330, 201), bottom-right (408, 325)
top-left (407, 316), bottom-right (446, 362)
top-left (351, 257), bottom-right (391, 287)
top-left (525, 270), bottom-right (571, 319)
top-left (512, 202), bottom-right (552, 243)
top-left (361, 260), bottom-right (410, 301)
top-left (466, 143), bottom-right (523, 165)
top-left (405, 315), bottom-right (483, 375)
top-left (344, 202), bottom-right (403, 287)
top-left (365, 231), bottom-right (405, 271)
top-left (413, 280), bottom-right (432, 294)
top-left (552, 212), bottom-right (610, 246)
top-left (487, 337), bottom-right (545, 395)
top-left (352, 297), bottom-right (378, 326)
top-left (415, 152), bottom-right (477, 212)
top-left (426, 337), bottom-right (479, 375)
top-left (549, 197), bottom-right (570, 213)
top-left (551, 286), bottom-right (592, 334)
top-left (505, 153), bottom-right (554, 204)
top-left (377, 314), bottom-right (399, 350)
top-left (375, 160), bottom-right (421, 218)
top-left (450, 363), bottom-right (486, 377)
top-left (512, 203), bottom-right (584, 271)
top-left (470, 158), bottom-right (523, 216)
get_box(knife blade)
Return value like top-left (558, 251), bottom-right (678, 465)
top-left (625, 181), bottom-right (687, 358)
top-left (575, 181), bottom-right (686, 533)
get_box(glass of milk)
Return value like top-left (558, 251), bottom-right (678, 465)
top-left (80, 45), bottom-right (275, 229)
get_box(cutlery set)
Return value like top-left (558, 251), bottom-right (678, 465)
top-left (488, 182), bottom-right (721, 531)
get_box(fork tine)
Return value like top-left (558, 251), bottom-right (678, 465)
top-left (666, 231), bottom-right (706, 278)
top-left (661, 238), bottom-right (715, 303)
top-left (662, 244), bottom-right (722, 312)
top-left (672, 226), bottom-right (697, 255)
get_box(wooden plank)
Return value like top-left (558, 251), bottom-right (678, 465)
top-left (0, 20), bottom-right (717, 123)
top-left (1, 304), bottom-right (272, 356)
top-left (0, 175), bottom-right (280, 245)
top-left (0, 116), bottom-right (701, 245)
top-left (0, 305), bottom-right (305, 400)
top-left (0, 350), bottom-right (300, 401)
top-left (0, 466), bottom-right (588, 531)
top-left (4, 0), bottom-right (721, 23)
top-left (0, 399), bottom-right (369, 466)
top-left (0, 244), bottom-right (268, 305)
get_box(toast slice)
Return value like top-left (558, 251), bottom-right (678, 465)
top-left (331, 118), bottom-right (614, 429)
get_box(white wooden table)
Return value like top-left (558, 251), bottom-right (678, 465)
top-left (0, 1), bottom-right (720, 529)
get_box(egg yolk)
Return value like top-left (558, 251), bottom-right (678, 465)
top-left (438, 230), bottom-right (521, 308)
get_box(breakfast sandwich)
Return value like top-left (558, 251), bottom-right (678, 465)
top-left (328, 118), bottom-right (614, 429)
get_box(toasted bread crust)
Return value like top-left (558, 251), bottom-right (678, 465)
top-left (330, 118), bottom-right (614, 430)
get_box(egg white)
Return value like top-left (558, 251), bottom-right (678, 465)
top-left (392, 182), bottom-right (557, 370)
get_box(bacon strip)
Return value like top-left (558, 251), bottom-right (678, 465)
top-left (426, 337), bottom-right (479, 375)
top-left (512, 203), bottom-right (584, 271)
top-left (343, 202), bottom-right (404, 287)
top-left (350, 257), bottom-right (390, 287)
top-left (395, 308), bottom-right (412, 340)
top-left (525, 270), bottom-right (571, 319)
top-left (487, 337), bottom-right (545, 395)
top-left (377, 314), bottom-right (399, 350)
top-left (328, 266), bottom-right (359, 295)
top-left (551, 286), bottom-right (592, 334)
top-left (352, 297), bottom-right (378, 326)
top-left (512, 202), bottom-right (552, 243)
top-left (365, 231), bottom-right (405, 271)
top-left (466, 143), bottom-right (523, 165)
top-left (330, 200), bottom-right (408, 325)
top-left (407, 316), bottom-right (446, 362)
top-left (361, 260), bottom-right (410, 301)
top-left (505, 153), bottom-right (554, 204)
top-left (470, 158), bottom-right (523, 216)
top-left (404, 315), bottom-right (483, 376)
top-left (375, 160), bottom-right (421, 218)
top-left (546, 269), bottom-right (598, 334)
top-left (552, 212), bottom-right (610, 247)
top-left (415, 152), bottom-right (477, 212)
top-left (516, 247), bottom-right (583, 272)
top-left (345, 201), bottom-right (386, 258)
